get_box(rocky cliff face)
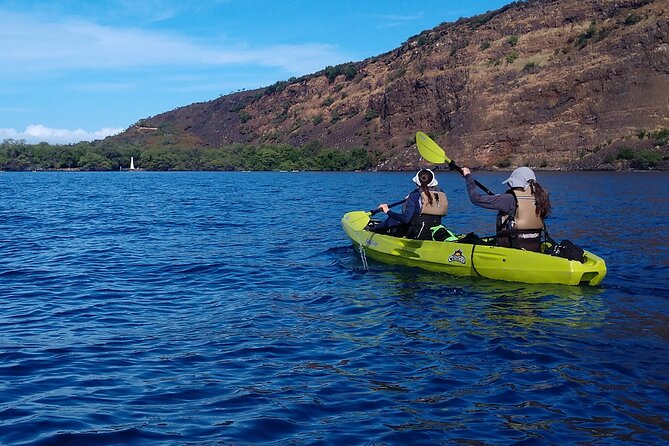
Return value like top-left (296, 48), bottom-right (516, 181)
top-left (119, 0), bottom-right (669, 170)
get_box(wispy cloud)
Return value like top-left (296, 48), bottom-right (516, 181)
top-left (111, 0), bottom-right (182, 23)
top-left (0, 11), bottom-right (349, 77)
top-left (0, 106), bottom-right (33, 114)
top-left (72, 82), bottom-right (136, 92)
top-left (371, 12), bottom-right (425, 28)
top-left (0, 125), bottom-right (124, 144)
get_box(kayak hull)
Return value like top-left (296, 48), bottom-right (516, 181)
top-left (342, 212), bottom-right (606, 286)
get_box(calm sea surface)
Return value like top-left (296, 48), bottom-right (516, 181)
top-left (1, 171), bottom-right (668, 445)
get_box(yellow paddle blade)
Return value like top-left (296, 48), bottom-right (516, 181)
top-left (342, 211), bottom-right (372, 231)
top-left (416, 131), bottom-right (451, 164)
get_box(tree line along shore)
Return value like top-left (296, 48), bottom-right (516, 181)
top-left (1, 127), bottom-right (667, 172)
top-left (0, 139), bottom-right (377, 172)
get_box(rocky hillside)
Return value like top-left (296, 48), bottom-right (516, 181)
top-left (115, 0), bottom-right (669, 170)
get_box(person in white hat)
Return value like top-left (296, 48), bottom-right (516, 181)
top-left (460, 166), bottom-right (551, 251)
top-left (370, 168), bottom-right (448, 239)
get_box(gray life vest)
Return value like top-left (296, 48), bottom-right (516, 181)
top-left (496, 187), bottom-right (545, 251)
top-left (406, 187), bottom-right (447, 240)
top-left (420, 189), bottom-right (448, 216)
top-left (497, 187), bottom-right (543, 231)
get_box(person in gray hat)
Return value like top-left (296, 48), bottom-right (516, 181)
top-left (460, 166), bottom-right (551, 251)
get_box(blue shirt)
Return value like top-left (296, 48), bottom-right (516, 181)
top-left (376, 189), bottom-right (421, 230)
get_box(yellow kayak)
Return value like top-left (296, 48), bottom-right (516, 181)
top-left (342, 211), bottom-right (607, 286)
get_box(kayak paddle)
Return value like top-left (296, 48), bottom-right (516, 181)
top-left (416, 131), bottom-right (494, 196)
top-left (344, 198), bottom-right (407, 231)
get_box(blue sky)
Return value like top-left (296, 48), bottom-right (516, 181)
top-left (0, 0), bottom-right (510, 144)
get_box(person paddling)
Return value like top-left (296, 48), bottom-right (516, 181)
top-left (461, 166), bottom-right (551, 251)
top-left (370, 168), bottom-right (448, 240)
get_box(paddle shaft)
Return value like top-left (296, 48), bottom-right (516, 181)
top-left (448, 160), bottom-right (495, 196)
top-left (416, 131), bottom-right (495, 196)
top-left (345, 198), bottom-right (408, 231)
top-left (371, 198), bottom-right (406, 215)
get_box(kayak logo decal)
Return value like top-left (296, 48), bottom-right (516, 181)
top-left (448, 249), bottom-right (466, 264)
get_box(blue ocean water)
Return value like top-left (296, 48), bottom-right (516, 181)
top-left (1, 170), bottom-right (668, 445)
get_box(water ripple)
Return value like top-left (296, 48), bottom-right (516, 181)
top-left (1, 172), bottom-right (668, 445)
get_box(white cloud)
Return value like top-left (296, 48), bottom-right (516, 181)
top-left (0, 11), bottom-right (349, 77)
top-left (0, 125), bottom-right (124, 145)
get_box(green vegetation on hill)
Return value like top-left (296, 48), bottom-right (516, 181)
top-left (0, 139), bottom-right (375, 172)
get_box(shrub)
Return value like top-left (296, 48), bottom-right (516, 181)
top-left (624, 13), bottom-right (641, 26)
top-left (650, 128), bottom-right (669, 145)
top-left (323, 63), bottom-right (358, 84)
top-left (272, 113), bottom-right (287, 125)
top-left (450, 39), bottom-right (469, 56)
top-left (631, 150), bottom-right (662, 169)
top-left (388, 67), bottom-right (407, 82)
top-left (575, 21), bottom-right (609, 49)
top-left (575, 23), bottom-right (596, 48)
top-left (523, 61), bottom-right (538, 71)
top-left (496, 157), bottom-right (512, 168)
top-left (507, 35), bottom-right (519, 46)
top-left (469, 11), bottom-right (496, 29)
top-left (365, 109), bottom-right (379, 121)
top-left (506, 51), bottom-right (518, 64)
top-left (616, 148), bottom-right (635, 160)
top-left (265, 80), bottom-right (289, 95)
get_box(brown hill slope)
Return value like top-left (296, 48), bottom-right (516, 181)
top-left (117, 0), bottom-right (669, 170)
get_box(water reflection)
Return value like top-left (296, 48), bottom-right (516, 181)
top-left (326, 262), bottom-right (626, 444)
top-left (338, 262), bottom-right (608, 333)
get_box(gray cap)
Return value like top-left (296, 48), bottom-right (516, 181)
top-left (503, 167), bottom-right (536, 189)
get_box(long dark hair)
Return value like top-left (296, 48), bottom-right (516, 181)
top-left (529, 180), bottom-right (551, 219)
top-left (417, 169), bottom-right (434, 205)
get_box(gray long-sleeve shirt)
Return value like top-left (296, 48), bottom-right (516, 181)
top-left (465, 174), bottom-right (516, 214)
